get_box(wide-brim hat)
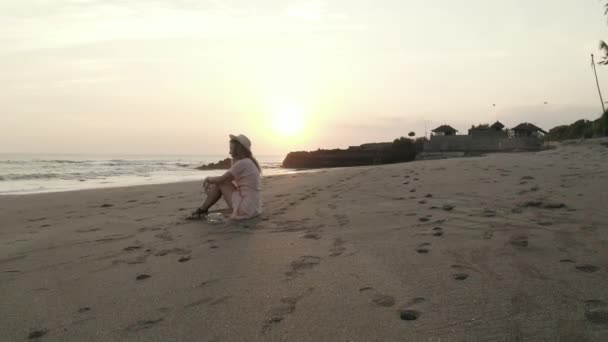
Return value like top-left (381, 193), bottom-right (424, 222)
top-left (229, 134), bottom-right (252, 152)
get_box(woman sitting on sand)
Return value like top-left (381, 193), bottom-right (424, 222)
top-left (190, 134), bottom-right (262, 220)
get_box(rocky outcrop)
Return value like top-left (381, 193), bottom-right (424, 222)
top-left (283, 138), bottom-right (420, 169)
top-left (195, 158), bottom-right (231, 170)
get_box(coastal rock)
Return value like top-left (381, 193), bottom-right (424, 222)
top-left (282, 138), bottom-right (422, 169)
top-left (195, 158), bottom-right (231, 170)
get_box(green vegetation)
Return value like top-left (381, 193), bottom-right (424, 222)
top-left (600, 1), bottom-right (608, 64)
top-left (552, 2), bottom-right (608, 141)
top-left (392, 137), bottom-right (427, 154)
top-left (470, 124), bottom-right (490, 130)
top-left (547, 112), bottom-right (608, 141)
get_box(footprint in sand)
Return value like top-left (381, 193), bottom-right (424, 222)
top-left (372, 294), bottom-right (396, 307)
top-left (575, 265), bottom-right (599, 273)
top-left (262, 288), bottom-right (314, 332)
top-left (432, 227), bottom-right (444, 237)
top-left (96, 234), bottom-right (134, 243)
top-left (154, 248), bottom-right (190, 257)
top-left (450, 265), bottom-right (473, 280)
top-left (329, 238), bottom-right (346, 257)
top-left (124, 318), bottom-right (163, 332)
top-left (136, 274), bottom-right (151, 280)
top-left (520, 200), bottom-right (566, 210)
top-left (184, 297), bottom-right (213, 308)
top-left (285, 256), bottom-right (321, 278)
top-left (76, 228), bottom-right (100, 233)
top-left (416, 243), bottom-right (430, 254)
top-left (584, 300), bottom-right (608, 325)
top-left (302, 232), bottom-right (322, 240)
top-left (100, 204), bottom-right (114, 208)
top-left (28, 329), bottom-right (48, 339)
top-left (154, 231), bottom-right (173, 241)
top-left (509, 235), bottom-right (528, 248)
top-left (178, 255), bottom-right (191, 263)
top-left (334, 214), bottom-right (349, 227)
top-left (452, 273), bottom-right (469, 280)
top-left (404, 297), bottom-right (426, 307)
top-left (399, 310), bottom-right (421, 321)
top-left (359, 287), bottom-right (396, 307)
top-left (481, 209), bottom-right (497, 217)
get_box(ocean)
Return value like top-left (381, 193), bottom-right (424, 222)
top-left (0, 154), bottom-right (293, 195)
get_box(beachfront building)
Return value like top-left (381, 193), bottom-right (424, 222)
top-left (431, 125), bottom-right (458, 136)
top-left (468, 121), bottom-right (508, 137)
top-left (512, 122), bottom-right (548, 138)
top-left (491, 121), bottom-right (505, 131)
top-left (422, 121), bottom-right (547, 156)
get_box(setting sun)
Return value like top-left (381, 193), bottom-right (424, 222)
top-left (272, 103), bottom-right (306, 137)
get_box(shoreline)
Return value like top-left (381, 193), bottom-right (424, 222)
top-left (0, 168), bottom-right (308, 197)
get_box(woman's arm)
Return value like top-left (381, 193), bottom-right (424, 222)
top-left (205, 171), bottom-right (234, 185)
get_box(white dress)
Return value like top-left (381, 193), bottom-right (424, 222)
top-left (227, 158), bottom-right (262, 220)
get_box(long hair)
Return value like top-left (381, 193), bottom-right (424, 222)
top-left (232, 140), bottom-right (262, 173)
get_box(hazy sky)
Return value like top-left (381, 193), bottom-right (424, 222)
top-left (2, 0), bottom-right (608, 155)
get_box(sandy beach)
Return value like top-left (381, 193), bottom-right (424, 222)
top-left (1, 139), bottom-right (608, 341)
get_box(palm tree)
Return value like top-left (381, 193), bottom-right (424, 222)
top-left (600, 2), bottom-right (608, 64)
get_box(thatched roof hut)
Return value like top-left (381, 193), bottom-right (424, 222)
top-left (432, 125), bottom-right (458, 136)
top-left (491, 121), bottom-right (505, 131)
top-left (512, 123), bottom-right (547, 137)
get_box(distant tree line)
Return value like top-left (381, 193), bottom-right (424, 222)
top-left (548, 2), bottom-right (608, 141)
top-left (392, 136), bottom-right (427, 154)
top-left (546, 113), bottom-right (608, 140)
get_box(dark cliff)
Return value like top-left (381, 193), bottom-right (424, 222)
top-left (195, 158), bottom-right (231, 170)
top-left (282, 137), bottom-right (424, 169)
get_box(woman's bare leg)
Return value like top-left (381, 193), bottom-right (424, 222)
top-left (199, 182), bottom-right (236, 212)
top-left (218, 182), bottom-right (236, 208)
top-left (199, 184), bottom-right (222, 212)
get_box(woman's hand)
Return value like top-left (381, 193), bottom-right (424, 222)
top-left (203, 177), bottom-right (210, 192)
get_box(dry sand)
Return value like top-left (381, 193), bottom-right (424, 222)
top-left (1, 139), bottom-right (608, 341)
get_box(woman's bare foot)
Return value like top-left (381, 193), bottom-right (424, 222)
top-left (186, 207), bottom-right (208, 220)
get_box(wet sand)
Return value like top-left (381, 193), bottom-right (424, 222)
top-left (1, 138), bottom-right (608, 341)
